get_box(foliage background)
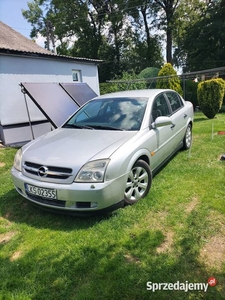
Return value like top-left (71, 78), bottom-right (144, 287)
top-left (22, 0), bottom-right (225, 82)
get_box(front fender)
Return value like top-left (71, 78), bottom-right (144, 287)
top-left (125, 148), bottom-right (151, 175)
top-left (106, 148), bottom-right (151, 183)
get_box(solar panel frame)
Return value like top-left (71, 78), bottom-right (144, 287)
top-left (60, 83), bottom-right (97, 106)
top-left (21, 83), bottom-right (80, 128)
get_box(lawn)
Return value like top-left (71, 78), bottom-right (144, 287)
top-left (0, 113), bottom-right (224, 300)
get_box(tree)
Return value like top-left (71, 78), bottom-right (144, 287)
top-left (22, 0), bottom-right (164, 80)
top-left (173, 0), bottom-right (225, 71)
top-left (22, 0), bottom-right (57, 52)
top-left (54, 0), bottom-right (106, 59)
top-left (23, 0), bottom-right (107, 57)
top-left (153, 0), bottom-right (181, 63)
top-left (127, 0), bottom-right (163, 68)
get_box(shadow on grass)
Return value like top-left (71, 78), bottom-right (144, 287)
top-left (193, 113), bottom-right (224, 123)
top-left (193, 116), bottom-right (208, 122)
top-left (0, 189), bottom-right (117, 230)
top-left (1, 189), bottom-right (225, 299)
top-left (0, 214), bottom-right (224, 300)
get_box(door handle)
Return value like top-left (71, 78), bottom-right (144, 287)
top-left (184, 114), bottom-right (187, 118)
top-left (171, 124), bottom-right (175, 129)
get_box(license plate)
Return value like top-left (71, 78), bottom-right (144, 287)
top-left (26, 184), bottom-right (57, 199)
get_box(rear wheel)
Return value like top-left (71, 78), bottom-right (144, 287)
top-left (124, 160), bottom-right (152, 205)
top-left (183, 124), bottom-right (192, 150)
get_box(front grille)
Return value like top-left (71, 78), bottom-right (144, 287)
top-left (23, 161), bottom-right (73, 180)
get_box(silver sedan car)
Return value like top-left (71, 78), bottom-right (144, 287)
top-left (11, 89), bottom-right (193, 215)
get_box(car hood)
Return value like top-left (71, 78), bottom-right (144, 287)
top-left (22, 128), bottom-right (136, 170)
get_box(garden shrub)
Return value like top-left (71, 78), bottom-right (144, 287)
top-left (138, 67), bottom-right (160, 88)
top-left (100, 82), bottom-right (118, 95)
top-left (100, 71), bottom-right (146, 95)
top-left (156, 63), bottom-right (183, 95)
top-left (138, 67), bottom-right (160, 79)
top-left (116, 71), bottom-right (146, 91)
top-left (183, 80), bottom-right (198, 109)
top-left (197, 78), bottom-right (225, 119)
top-left (220, 105), bottom-right (225, 113)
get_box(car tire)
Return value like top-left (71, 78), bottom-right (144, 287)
top-left (124, 160), bottom-right (152, 204)
top-left (183, 123), bottom-right (192, 150)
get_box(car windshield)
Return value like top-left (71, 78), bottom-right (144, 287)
top-left (63, 97), bottom-right (148, 131)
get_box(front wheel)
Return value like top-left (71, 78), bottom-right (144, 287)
top-left (124, 160), bottom-right (152, 205)
top-left (183, 124), bottom-right (192, 150)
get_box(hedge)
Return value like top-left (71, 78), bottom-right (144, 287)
top-left (197, 78), bottom-right (225, 119)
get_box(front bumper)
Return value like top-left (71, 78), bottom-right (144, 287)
top-left (11, 167), bottom-right (125, 215)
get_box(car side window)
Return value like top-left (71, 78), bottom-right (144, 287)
top-left (152, 94), bottom-right (170, 122)
top-left (165, 92), bottom-right (183, 113)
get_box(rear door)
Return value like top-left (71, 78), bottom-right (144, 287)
top-left (164, 91), bottom-right (187, 150)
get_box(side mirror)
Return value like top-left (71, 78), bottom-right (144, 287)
top-left (152, 116), bottom-right (173, 129)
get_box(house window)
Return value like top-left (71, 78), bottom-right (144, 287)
top-left (72, 70), bottom-right (82, 82)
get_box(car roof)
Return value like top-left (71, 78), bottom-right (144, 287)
top-left (96, 89), bottom-right (173, 100)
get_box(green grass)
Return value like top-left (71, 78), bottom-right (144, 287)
top-left (0, 113), bottom-right (225, 300)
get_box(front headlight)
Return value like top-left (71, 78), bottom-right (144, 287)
top-left (13, 148), bottom-right (22, 172)
top-left (75, 159), bottom-right (110, 183)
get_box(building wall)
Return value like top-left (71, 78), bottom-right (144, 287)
top-left (0, 55), bottom-right (99, 125)
top-left (0, 54), bottom-right (100, 145)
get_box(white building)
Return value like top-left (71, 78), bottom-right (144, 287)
top-left (0, 21), bottom-right (101, 146)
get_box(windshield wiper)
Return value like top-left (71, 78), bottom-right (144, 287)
top-left (63, 124), bottom-right (124, 131)
top-left (63, 124), bottom-right (95, 130)
top-left (89, 125), bottom-right (124, 131)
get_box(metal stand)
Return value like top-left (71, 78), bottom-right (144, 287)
top-left (21, 86), bottom-right (35, 140)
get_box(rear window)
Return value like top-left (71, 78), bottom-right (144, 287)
top-left (165, 92), bottom-right (184, 112)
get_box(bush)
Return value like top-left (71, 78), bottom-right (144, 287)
top-left (197, 78), bottom-right (225, 119)
top-left (183, 80), bottom-right (198, 109)
top-left (100, 83), bottom-right (118, 95)
top-left (138, 67), bottom-right (160, 79)
top-left (115, 71), bottom-right (146, 91)
top-left (156, 63), bottom-right (183, 95)
top-left (219, 105), bottom-right (225, 113)
top-left (100, 71), bottom-right (147, 95)
top-left (138, 67), bottom-right (160, 88)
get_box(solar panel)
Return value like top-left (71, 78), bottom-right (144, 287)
top-left (21, 83), bottom-right (80, 128)
top-left (60, 83), bottom-right (97, 106)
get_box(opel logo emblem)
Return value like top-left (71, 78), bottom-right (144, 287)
top-left (38, 166), bottom-right (48, 177)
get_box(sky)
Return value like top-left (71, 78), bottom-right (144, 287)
top-left (0, 0), bottom-right (44, 46)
